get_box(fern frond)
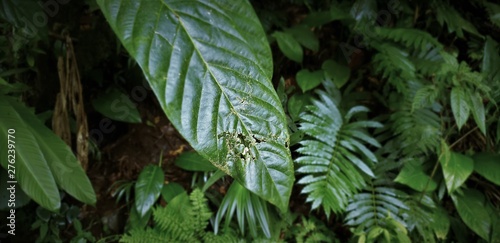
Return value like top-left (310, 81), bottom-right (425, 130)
top-left (404, 194), bottom-right (450, 242)
top-left (153, 199), bottom-right (198, 242)
top-left (292, 216), bottom-right (336, 243)
top-left (375, 27), bottom-right (442, 51)
top-left (412, 46), bottom-right (444, 75)
top-left (411, 85), bottom-right (439, 111)
top-left (189, 189), bottom-right (212, 238)
top-left (121, 190), bottom-right (215, 243)
top-left (296, 90), bottom-right (382, 217)
top-left (202, 232), bottom-right (240, 243)
top-left (345, 160), bottom-right (409, 232)
top-left (120, 228), bottom-right (170, 243)
top-left (433, 1), bottom-right (481, 38)
top-left (391, 105), bottom-right (441, 156)
top-left (371, 43), bottom-right (416, 93)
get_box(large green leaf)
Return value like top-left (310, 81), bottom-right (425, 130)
top-left (451, 189), bottom-right (492, 242)
top-left (98, 0), bottom-right (294, 210)
top-left (439, 152), bottom-right (473, 193)
top-left (135, 164), bottom-right (164, 217)
top-left (472, 152), bottom-right (500, 186)
top-left (0, 97), bottom-right (60, 211)
top-left (8, 98), bottom-right (96, 206)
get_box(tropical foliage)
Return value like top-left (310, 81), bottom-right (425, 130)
top-left (1, 0), bottom-right (500, 242)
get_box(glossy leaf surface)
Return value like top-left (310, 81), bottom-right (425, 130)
top-left (439, 152), bottom-right (473, 193)
top-left (135, 165), bottom-right (164, 217)
top-left (98, 0), bottom-right (294, 210)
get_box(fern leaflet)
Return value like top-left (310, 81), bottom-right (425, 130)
top-left (296, 90), bottom-right (382, 217)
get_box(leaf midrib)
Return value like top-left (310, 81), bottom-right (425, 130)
top-left (159, 1), bottom-right (283, 204)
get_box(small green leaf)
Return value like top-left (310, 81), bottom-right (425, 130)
top-left (451, 189), bottom-right (491, 241)
top-left (322, 60), bottom-right (350, 88)
top-left (161, 182), bottom-right (185, 203)
top-left (174, 152), bottom-right (217, 172)
top-left (450, 87), bottom-right (470, 130)
top-left (285, 25), bottom-right (319, 52)
top-left (467, 91), bottom-right (486, 134)
top-left (273, 31), bottom-right (303, 63)
top-left (288, 93), bottom-right (311, 122)
top-left (439, 152), bottom-right (473, 193)
top-left (395, 159), bottom-right (437, 192)
top-left (482, 36), bottom-right (500, 79)
top-left (472, 152), bottom-right (500, 186)
top-left (92, 88), bottom-right (141, 123)
top-left (296, 69), bottom-right (324, 93)
top-left (135, 165), bottom-right (164, 217)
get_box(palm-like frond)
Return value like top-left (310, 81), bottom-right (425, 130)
top-left (345, 159), bottom-right (409, 232)
top-left (296, 90), bottom-right (382, 217)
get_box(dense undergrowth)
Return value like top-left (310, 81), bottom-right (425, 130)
top-left (1, 0), bottom-right (500, 242)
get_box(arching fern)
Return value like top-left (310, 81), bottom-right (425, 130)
top-left (120, 189), bottom-right (238, 243)
top-left (345, 158), bottom-right (410, 242)
top-left (295, 90), bottom-right (382, 217)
